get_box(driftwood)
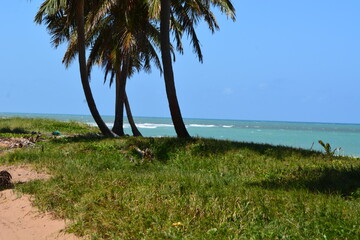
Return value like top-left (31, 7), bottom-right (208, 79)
top-left (129, 146), bottom-right (154, 163)
top-left (133, 147), bottom-right (154, 160)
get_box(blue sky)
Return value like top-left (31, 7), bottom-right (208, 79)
top-left (1, 0), bottom-right (359, 124)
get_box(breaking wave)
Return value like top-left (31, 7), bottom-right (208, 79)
top-left (188, 124), bottom-right (216, 128)
top-left (137, 123), bottom-right (173, 129)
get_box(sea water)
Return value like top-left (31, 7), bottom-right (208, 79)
top-left (1, 113), bottom-right (359, 157)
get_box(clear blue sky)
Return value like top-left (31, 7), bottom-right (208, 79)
top-left (1, 0), bottom-right (359, 124)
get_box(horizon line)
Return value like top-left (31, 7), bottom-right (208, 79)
top-left (1, 111), bottom-right (360, 126)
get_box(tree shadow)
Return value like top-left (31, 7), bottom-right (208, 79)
top-left (0, 127), bottom-right (29, 134)
top-left (51, 135), bottom-right (324, 162)
top-left (189, 139), bottom-right (321, 159)
top-left (51, 134), bottom-right (105, 143)
top-left (122, 137), bottom-right (324, 162)
top-left (249, 166), bottom-right (360, 197)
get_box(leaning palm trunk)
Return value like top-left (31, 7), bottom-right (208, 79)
top-left (75, 0), bottom-right (116, 137)
top-left (160, 0), bottom-right (190, 138)
top-left (112, 59), bottom-right (129, 136)
top-left (124, 92), bottom-right (142, 137)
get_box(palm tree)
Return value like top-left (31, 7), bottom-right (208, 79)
top-left (35, 0), bottom-right (116, 137)
top-left (159, 0), bottom-right (236, 138)
top-left (83, 0), bottom-right (162, 136)
top-left (75, 0), bottom-right (117, 137)
top-left (45, 0), bottom-right (141, 137)
top-left (160, 0), bottom-right (190, 138)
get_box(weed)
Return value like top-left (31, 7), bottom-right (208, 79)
top-left (318, 140), bottom-right (342, 157)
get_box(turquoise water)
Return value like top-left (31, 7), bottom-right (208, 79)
top-left (1, 112), bottom-right (359, 157)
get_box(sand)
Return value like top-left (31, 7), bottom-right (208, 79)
top-left (0, 165), bottom-right (80, 240)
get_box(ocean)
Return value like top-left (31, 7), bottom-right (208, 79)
top-left (1, 113), bottom-right (360, 157)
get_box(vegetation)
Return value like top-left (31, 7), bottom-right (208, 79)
top-left (1, 118), bottom-right (360, 239)
top-left (0, 117), bottom-right (96, 137)
top-left (34, 0), bottom-right (235, 138)
top-left (318, 140), bottom-right (341, 158)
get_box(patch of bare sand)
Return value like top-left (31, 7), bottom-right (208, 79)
top-left (0, 165), bottom-right (80, 240)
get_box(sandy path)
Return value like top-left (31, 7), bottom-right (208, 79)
top-left (0, 165), bottom-right (80, 240)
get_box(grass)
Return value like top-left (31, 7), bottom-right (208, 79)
top-left (0, 117), bottom-right (97, 137)
top-left (1, 118), bottom-right (360, 239)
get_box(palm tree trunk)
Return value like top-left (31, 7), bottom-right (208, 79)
top-left (160, 0), bottom-right (190, 138)
top-left (75, 0), bottom-right (116, 137)
top-left (112, 60), bottom-right (129, 136)
top-left (124, 92), bottom-right (142, 137)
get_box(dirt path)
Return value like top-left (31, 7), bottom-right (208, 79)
top-left (0, 165), bottom-right (80, 240)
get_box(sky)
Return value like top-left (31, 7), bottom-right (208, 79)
top-left (1, 0), bottom-right (359, 124)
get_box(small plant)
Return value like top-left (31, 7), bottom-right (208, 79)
top-left (318, 140), bottom-right (341, 157)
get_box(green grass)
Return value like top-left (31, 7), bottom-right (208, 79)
top-left (0, 117), bottom-right (97, 137)
top-left (1, 118), bottom-right (360, 239)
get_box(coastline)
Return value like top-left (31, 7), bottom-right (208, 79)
top-left (1, 112), bottom-right (360, 157)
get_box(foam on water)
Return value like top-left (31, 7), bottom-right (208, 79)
top-left (188, 124), bottom-right (216, 128)
top-left (87, 122), bottom-right (115, 128)
top-left (138, 123), bottom-right (173, 129)
top-left (138, 124), bottom-right (157, 129)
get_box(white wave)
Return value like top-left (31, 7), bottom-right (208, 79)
top-left (87, 122), bottom-right (113, 128)
top-left (138, 124), bottom-right (157, 129)
top-left (153, 123), bottom-right (174, 127)
top-left (87, 122), bottom-right (170, 129)
top-left (87, 122), bottom-right (97, 127)
top-left (137, 123), bottom-right (173, 129)
top-left (222, 125), bottom-right (234, 128)
top-left (188, 124), bottom-right (216, 128)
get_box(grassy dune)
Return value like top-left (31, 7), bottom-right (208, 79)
top-left (0, 117), bottom-right (96, 136)
top-left (1, 118), bottom-right (360, 239)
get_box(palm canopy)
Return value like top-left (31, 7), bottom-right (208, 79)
top-left (40, 0), bottom-right (162, 84)
top-left (86, 0), bottom-right (163, 86)
top-left (169, 0), bottom-right (235, 63)
top-left (35, 0), bottom-right (235, 80)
